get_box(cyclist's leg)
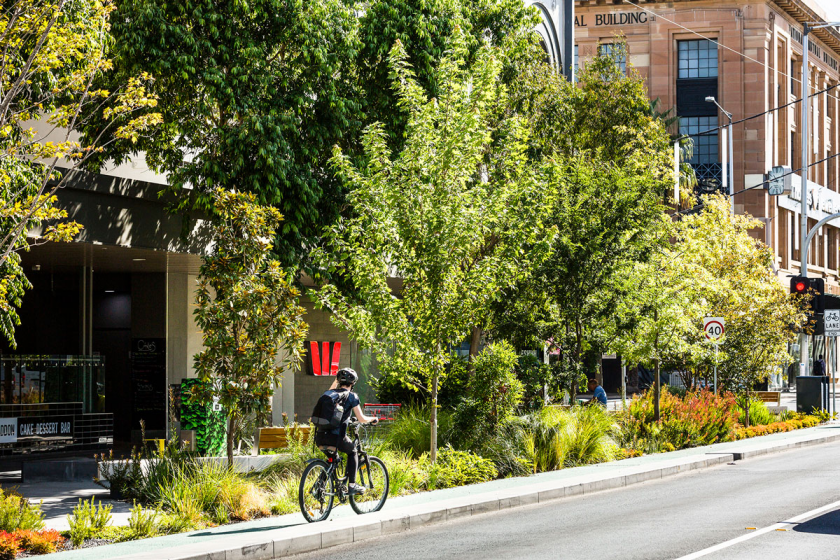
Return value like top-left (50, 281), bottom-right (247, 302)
top-left (336, 435), bottom-right (357, 483)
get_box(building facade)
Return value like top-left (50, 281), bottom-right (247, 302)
top-left (576, 0), bottom-right (840, 375)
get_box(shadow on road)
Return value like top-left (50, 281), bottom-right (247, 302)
top-left (791, 508), bottom-right (840, 535)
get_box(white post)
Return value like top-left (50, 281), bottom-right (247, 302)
top-left (728, 120), bottom-right (735, 215)
top-left (721, 127), bottom-right (728, 198)
top-left (621, 361), bottom-right (627, 409)
top-left (801, 26), bottom-right (811, 376)
top-left (674, 141), bottom-right (680, 207)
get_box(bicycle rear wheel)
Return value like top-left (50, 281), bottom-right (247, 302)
top-left (349, 455), bottom-right (389, 514)
top-left (299, 460), bottom-right (334, 522)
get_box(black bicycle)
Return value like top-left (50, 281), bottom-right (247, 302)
top-left (298, 421), bottom-right (389, 522)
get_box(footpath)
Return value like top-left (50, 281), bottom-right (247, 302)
top-left (45, 422), bottom-right (840, 560)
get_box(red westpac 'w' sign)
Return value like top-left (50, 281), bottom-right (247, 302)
top-left (308, 341), bottom-right (342, 376)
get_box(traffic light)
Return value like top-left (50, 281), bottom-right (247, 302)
top-left (790, 276), bottom-right (825, 314)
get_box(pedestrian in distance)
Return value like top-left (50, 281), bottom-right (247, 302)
top-left (814, 355), bottom-right (827, 377)
top-left (586, 378), bottom-right (608, 406)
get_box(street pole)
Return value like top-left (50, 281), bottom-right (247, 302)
top-left (728, 118), bottom-right (734, 215)
top-left (801, 24), bottom-right (811, 377)
top-left (714, 343), bottom-right (718, 395)
top-left (704, 96), bottom-right (733, 215)
top-left (621, 361), bottom-right (627, 409)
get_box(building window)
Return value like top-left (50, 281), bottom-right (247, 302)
top-left (676, 39), bottom-right (720, 190)
top-left (599, 43), bottom-right (626, 74)
top-left (574, 45), bottom-right (579, 73)
top-left (680, 116), bottom-right (719, 165)
top-left (678, 39), bottom-right (718, 79)
top-left (791, 58), bottom-right (796, 95)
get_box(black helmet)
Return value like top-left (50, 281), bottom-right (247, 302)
top-left (337, 368), bottom-right (358, 386)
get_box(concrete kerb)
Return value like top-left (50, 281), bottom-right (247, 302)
top-left (108, 428), bottom-right (840, 560)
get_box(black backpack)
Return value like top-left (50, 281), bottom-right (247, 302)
top-left (310, 390), bottom-right (350, 430)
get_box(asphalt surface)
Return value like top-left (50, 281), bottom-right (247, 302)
top-left (290, 441), bottom-right (840, 560)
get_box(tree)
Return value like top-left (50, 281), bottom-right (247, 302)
top-left (488, 44), bottom-right (676, 400)
top-left (192, 189), bottom-right (308, 465)
top-left (0, 0), bottom-right (159, 346)
top-left (620, 195), bottom-right (806, 424)
top-left (313, 33), bottom-right (552, 461)
top-left (81, 0), bottom-right (361, 269)
top-left (678, 196), bottom-right (803, 426)
top-left (357, 0), bottom-right (540, 150)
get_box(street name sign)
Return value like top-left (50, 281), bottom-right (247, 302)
top-left (703, 317), bottom-right (725, 341)
top-left (825, 309), bottom-right (840, 337)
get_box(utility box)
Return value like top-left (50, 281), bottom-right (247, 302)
top-left (796, 376), bottom-right (829, 413)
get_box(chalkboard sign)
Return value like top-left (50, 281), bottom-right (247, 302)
top-left (132, 338), bottom-right (166, 430)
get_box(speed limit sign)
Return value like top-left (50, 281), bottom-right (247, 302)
top-left (703, 317), bottom-right (725, 341)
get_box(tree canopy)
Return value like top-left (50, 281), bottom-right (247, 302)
top-left (314, 32), bottom-right (552, 460)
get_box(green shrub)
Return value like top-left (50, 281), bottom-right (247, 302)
top-left (67, 497), bottom-right (112, 548)
top-left (452, 342), bottom-right (524, 449)
top-left (740, 400), bottom-right (774, 426)
top-left (0, 490), bottom-right (44, 532)
top-left (128, 502), bottom-right (159, 539)
top-left (562, 406), bottom-right (620, 466)
top-left (379, 447), bottom-right (429, 496)
top-left (509, 406), bottom-right (619, 473)
top-left (94, 525), bottom-right (134, 542)
top-left (425, 447), bottom-right (497, 489)
top-left (387, 404), bottom-right (453, 458)
top-left (157, 513), bottom-right (199, 535)
top-left (372, 357), bottom-right (470, 409)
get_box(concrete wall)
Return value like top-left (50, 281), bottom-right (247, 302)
top-left (166, 272), bottom-right (202, 387)
top-left (285, 299), bottom-right (354, 421)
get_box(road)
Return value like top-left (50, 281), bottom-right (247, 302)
top-left (290, 441), bottom-right (840, 559)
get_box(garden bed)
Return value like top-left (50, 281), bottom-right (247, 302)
top-left (0, 389), bottom-right (829, 558)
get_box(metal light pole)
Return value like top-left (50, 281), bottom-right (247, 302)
top-left (798, 22), bottom-right (840, 376)
top-left (705, 96), bottom-right (734, 214)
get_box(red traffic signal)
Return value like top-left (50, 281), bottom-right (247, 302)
top-left (790, 276), bottom-right (825, 313)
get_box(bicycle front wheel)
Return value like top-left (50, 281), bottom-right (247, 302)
top-left (349, 455), bottom-right (389, 514)
top-left (299, 460), bottom-right (334, 522)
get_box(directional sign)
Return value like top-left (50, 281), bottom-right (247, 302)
top-left (825, 309), bottom-right (840, 337)
top-left (703, 317), bottom-right (725, 341)
top-left (766, 165), bottom-right (792, 196)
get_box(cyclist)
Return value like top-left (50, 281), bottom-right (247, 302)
top-left (314, 368), bottom-right (379, 495)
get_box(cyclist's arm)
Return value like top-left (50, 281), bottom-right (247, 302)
top-left (328, 378), bottom-right (339, 390)
top-left (353, 405), bottom-right (378, 424)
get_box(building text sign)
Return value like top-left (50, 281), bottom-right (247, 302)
top-left (575, 12), bottom-right (648, 27)
top-left (308, 341), bottom-right (342, 376)
top-left (0, 416), bottom-right (74, 444)
top-left (825, 310), bottom-right (840, 337)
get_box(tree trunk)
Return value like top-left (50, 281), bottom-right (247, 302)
top-left (654, 309), bottom-right (660, 422)
top-left (467, 326), bottom-right (482, 379)
top-left (744, 396), bottom-right (750, 428)
top-left (430, 372), bottom-right (439, 463)
top-left (227, 414), bottom-right (236, 468)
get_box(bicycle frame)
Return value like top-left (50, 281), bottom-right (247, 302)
top-left (309, 425), bottom-right (373, 503)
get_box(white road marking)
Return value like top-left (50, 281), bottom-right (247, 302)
top-left (673, 498), bottom-right (840, 560)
